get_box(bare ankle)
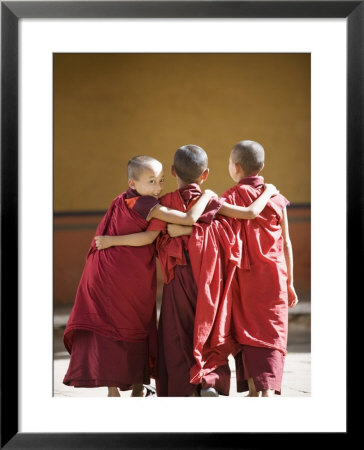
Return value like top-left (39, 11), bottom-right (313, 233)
top-left (131, 383), bottom-right (146, 397)
top-left (247, 378), bottom-right (260, 397)
top-left (107, 386), bottom-right (120, 397)
top-left (247, 391), bottom-right (261, 397)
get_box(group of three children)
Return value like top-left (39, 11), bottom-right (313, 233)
top-left (63, 140), bottom-right (298, 398)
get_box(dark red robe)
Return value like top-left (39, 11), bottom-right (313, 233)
top-left (148, 184), bottom-right (241, 396)
top-left (63, 189), bottom-right (159, 389)
top-left (222, 176), bottom-right (290, 393)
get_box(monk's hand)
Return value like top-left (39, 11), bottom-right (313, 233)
top-left (167, 224), bottom-right (193, 238)
top-left (288, 283), bottom-right (298, 308)
top-left (94, 235), bottom-right (112, 250)
top-left (264, 183), bottom-right (279, 197)
top-left (204, 189), bottom-right (218, 198)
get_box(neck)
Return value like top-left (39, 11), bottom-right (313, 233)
top-left (241, 172), bottom-right (259, 179)
top-left (176, 177), bottom-right (200, 189)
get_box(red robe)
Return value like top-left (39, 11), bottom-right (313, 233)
top-left (63, 189), bottom-right (159, 388)
top-left (222, 176), bottom-right (290, 355)
top-left (188, 216), bottom-right (242, 384)
top-left (149, 184), bottom-right (241, 395)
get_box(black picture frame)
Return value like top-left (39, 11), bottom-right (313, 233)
top-left (1, 1), bottom-right (358, 448)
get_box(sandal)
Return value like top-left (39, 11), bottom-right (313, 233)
top-left (144, 385), bottom-right (156, 397)
top-left (200, 387), bottom-right (219, 397)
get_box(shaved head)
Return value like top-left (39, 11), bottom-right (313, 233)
top-left (127, 155), bottom-right (162, 180)
top-left (173, 145), bottom-right (208, 183)
top-left (231, 140), bottom-right (265, 175)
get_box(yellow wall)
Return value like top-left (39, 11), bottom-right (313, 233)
top-left (54, 53), bottom-right (310, 211)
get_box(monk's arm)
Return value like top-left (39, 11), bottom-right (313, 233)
top-left (166, 183), bottom-right (279, 237)
top-left (147, 190), bottom-right (217, 225)
top-left (94, 190), bottom-right (216, 250)
top-left (281, 208), bottom-right (298, 308)
top-left (218, 184), bottom-right (279, 219)
top-left (167, 224), bottom-right (193, 238)
top-left (95, 230), bottom-right (160, 250)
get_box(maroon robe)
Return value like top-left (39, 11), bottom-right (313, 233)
top-left (63, 189), bottom-right (159, 390)
top-left (222, 176), bottom-right (290, 394)
top-left (148, 184), bottom-right (241, 396)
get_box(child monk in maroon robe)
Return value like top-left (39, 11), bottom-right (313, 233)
top-left (222, 140), bottom-right (298, 396)
top-left (97, 145), bottom-right (279, 397)
top-left (63, 155), bottom-right (217, 397)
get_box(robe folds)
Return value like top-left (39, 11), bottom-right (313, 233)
top-left (234, 345), bottom-right (285, 394)
top-left (222, 176), bottom-right (290, 356)
top-left (149, 184), bottom-right (242, 392)
top-left (63, 189), bottom-right (159, 386)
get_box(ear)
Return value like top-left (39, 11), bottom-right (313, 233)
top-left (235, 163), bottom-right (245, 178)
top-left (171, 165), bottom-right (177, 177)
top-left (260, 162), bottom-right (265, 172)
top-left (128, 179), bottom-right (135, 189)
top-left (232, 163), bottom-right (239, 177)
top-left (200, 168), bottom-right (209, 183)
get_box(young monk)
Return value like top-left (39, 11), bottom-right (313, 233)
top-left (63, 155), bottom-right (217, 397)
top-left (95, 145), bottom-right (279, 397)
top-left (223, 140), bottom-right (299, 397)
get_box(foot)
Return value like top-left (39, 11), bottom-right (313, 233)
top-left (107, 386), bottom-right (120, 397)
top-left (261, 389), bottom-right (275, 397)
top-left (246, 392), bottom-right (261, 397)
top-left (131, 383), bottom-right (147, 397)
top-left (247, 377), bottom-right (260, 397)
top-left (200, 387), bottom-right (219, 397)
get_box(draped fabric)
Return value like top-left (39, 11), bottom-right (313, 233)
top-left (188, 217), bottom-right (242, 384)
top-left (222, 176), bottom-right (290, 355)
top-left (149, 184), bottom-right (242, 389)
top-left (234, 346), bottom-right (285, 394)
top-left (63, 330), bottom-right (150, 390)
top-left (63, 189), bottom-right (159, 382)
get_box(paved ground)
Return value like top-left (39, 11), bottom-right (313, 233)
top-left (53, 303), bottom-right (310, 398)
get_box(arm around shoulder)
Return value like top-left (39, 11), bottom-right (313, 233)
top-left (167, 224), bottom-right (193, 238)
top-left (148, 190), bottom-right (216, 225)
top-left (219, 184), bottom-right (279, 220)
top-left (94, 230), bottom-right (160, 249)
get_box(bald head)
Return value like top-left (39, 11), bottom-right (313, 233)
top-left (173, 145), bottom-right (208, 183)
top-left (231, 140), bottom-right (265, 176)
top-left (127, 155), bottom-right (162, 180)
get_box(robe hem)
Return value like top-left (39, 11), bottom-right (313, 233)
top-left (63, 378), bottom-right (150, 391)
top-left (236, 381), bottom-right (282, 395)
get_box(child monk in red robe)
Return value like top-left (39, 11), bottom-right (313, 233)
top-left (96, 145), bottom-right (279, 397)
top-left (222, 140), bottom-right (299, 397)
top-left (63, 155), bottom-right (217, 397)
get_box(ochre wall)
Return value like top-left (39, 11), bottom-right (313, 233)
top-left (53, 53), bottom-right (310, 305)
top-left (54, 53), bottom-right (310, 210)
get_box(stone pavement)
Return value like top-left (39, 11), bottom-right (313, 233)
top-left (53, 302), bottom-right (310, 398)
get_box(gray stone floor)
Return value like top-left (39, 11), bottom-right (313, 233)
top-left (53, 303), bottom-right (310, 398)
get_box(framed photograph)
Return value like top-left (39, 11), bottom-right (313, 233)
top-left (2, 1), bottom-right (359, 447)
